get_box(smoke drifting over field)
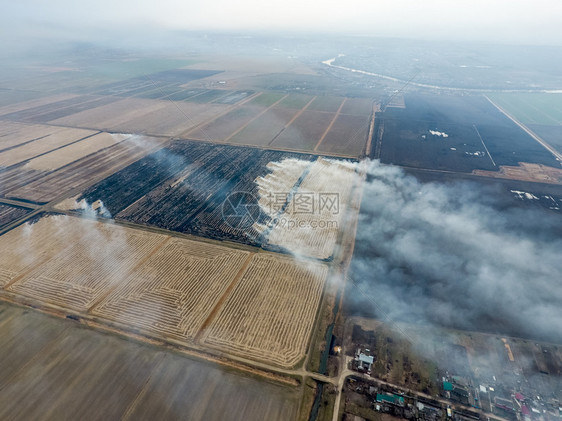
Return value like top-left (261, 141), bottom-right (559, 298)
top-left (348, 160), bottom-right (562, 342)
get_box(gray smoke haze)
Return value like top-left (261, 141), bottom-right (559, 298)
top-left (349, 160), bottom-right (562, 342)
top-left (2, 0), bottom-right (562, 46)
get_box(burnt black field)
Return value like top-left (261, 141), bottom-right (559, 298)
top-left (404, 168), bottom-right (562, 214)
top-left (346, 164), bottom-right (562, 343)
top-left (0, 204), bottom-right (30, 229)
top-left (78, 140), bottom-right (315, 247)
top-left (376, 93), bottom-right (561, 172)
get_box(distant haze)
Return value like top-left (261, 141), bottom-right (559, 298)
top-left (2, 0), bottom-right (562, 46)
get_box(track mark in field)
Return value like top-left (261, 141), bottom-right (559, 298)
top-left (314, 98), bottom-right (347, 151)
top-left (222, 95), bottom-right (288, 143)
top-left (194, 252), bottom-right (255, 342)
top-left (179, 91), bottom-right (262, 140)
top-left (122, 353), bottom-right (167, 421)
top-left (267, 96), bottom-right (317, 146)
top-left (86, 236), bottom-right (171, 313)
top-left (472, 124), bottom-right (496, 167)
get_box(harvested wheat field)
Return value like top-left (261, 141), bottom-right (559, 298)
top-left (6, 216), bottom-right (167, 311)
top-left (0, 215), bottom-right (72, 287)
top-left (49, 98), bottom-right (168, 131)
top-left (1, 214), bottom-right (329, 369)
top-left (1, 134), bottom-right (165, 203)
top-left (0, 125), bottom-right (97, 167)
top-left (118, 101), bottom-right (230, 137)
top-left (0, 121), bottom-right (74, 151)
top-left (0, 94), bottom-right (78, 117)
top-left (92, 238), bottom-right (250, 341)
top-left (202, 253), bottom-right (328, 368)
top-left (23, 132), bottom-right (129, 171)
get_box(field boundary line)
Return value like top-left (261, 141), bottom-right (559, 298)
top-left (222, 94), bottom-right (289, 143)
top-left (1, 240), bottom-right (79, 290)
top-left (143, 75), bottom-right (223, 144)
top-left (267, 95), bottom-right (317, 146)
top-left (485, 95), bottom-right (562, 162)
top-left (42, 136), bottom-right (170, 206)
top-left (472, 124), bottom-right (496, 167)
top-left (0, 198), bottom-right (37, 209)
top-left (86, 235), bottom-right (172, 313)
top-left (364, 102), bottom-right (377, 157)
top-left (194, 252), bottom-right (255, 342)
top-left (0, 130), bottom-right (103, 171)
top-left (122, 353), bottom-right (168, 421)
top-left (178, 91), bottom-right (263, 139)
top-left (313, 98), bottom-right (347, 152)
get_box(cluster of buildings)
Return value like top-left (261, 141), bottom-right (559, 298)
top-left (441, 374), bottom-right (561, 421)
top-left (492, 391), bottom-right (560, 421)
top-left (344, 377), bottom-right (481, 421)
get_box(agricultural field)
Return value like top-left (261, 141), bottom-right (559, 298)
top-left (376, 93), bottom-right (561, 172)
top-left (0, 215), bottom-right (75, 287)
top-left (0, 301), bottom-right (299, 421)
top-left (228, 107), bottom-right (300, 146)
top-left (0, 95), bottom-right (121, 124)
top-left (92, 238), bottom-right (251, 341)
top-left (71, 140), bottom-right (318, 247)
top-left (307, 95), bottom-right (345, 113)
top-left (0, 204), bottom-right (30, 229)
top-left (527, 125), bottom-right (562, 156)
top-left (6, 216), bottom-right (167, 312)
top-left (487, 93), bottom-right (562, 155)
top-left (23, 132), bottom-right (128, 171)
top-left (0, 88), bottom-right (47, 107)
top-left (187, 105), bottom-right (265, 141)
top-left (263, 157), bottom-right (358, 260)
top-left (487, 93), bottom-right (562, 126)
top-left (0, 124), bottom-right (97, 167)
top-left (276, 93), bottom-right (315, 109)
top-left (49, 97), bottom-right (169, 130)
top-left (315, 114), bottom-right (370, 156)
top-left (0, 78), bottom-right (372, 157)
top-left (0, 214), bottom-right (329, 370)
top-left (105, 101), bottom-right (229, 137)
top-left (184, 92), bottom-right (371, 156)
top-left (0, 134), bottom-right (165, 203)
top-left (90, 68), bottom-right (222, 96)
top-left (272, 111), bottom-right (335, 151)
top-left (340, 97), bottom-right (374, 116)
top-left (0, 121), bottom-right (86, 151)
top-left (66, 141), bottom-right (358, 259)
top-left (202, 253), bottom-right (328, 367)
top-left (248, 92), bottom-right (287, 107)
top-left (0, 93), bottom-right (80, 117)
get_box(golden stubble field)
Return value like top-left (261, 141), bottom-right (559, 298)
top-left (0, 215), bottom-right (328, 369)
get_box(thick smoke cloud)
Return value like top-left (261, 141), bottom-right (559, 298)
top-left (349, 160), bottom-right (562, 342)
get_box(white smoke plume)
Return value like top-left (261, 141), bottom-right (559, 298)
top-left (348, 160), bottom-right (562, 342)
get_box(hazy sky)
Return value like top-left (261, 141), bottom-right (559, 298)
top-left (2, 0), bottom-right (562, 45)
